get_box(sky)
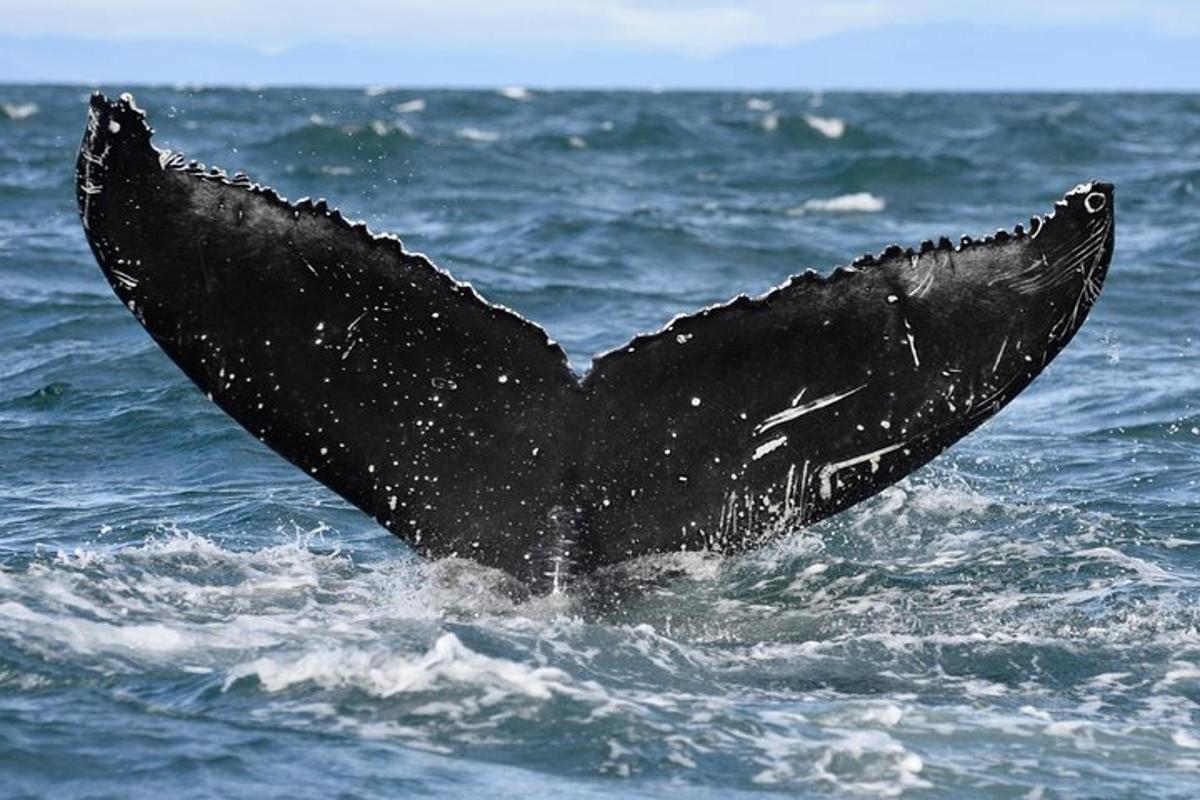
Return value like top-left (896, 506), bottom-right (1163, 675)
top-left (1, 0), bottom-right (1199, 89)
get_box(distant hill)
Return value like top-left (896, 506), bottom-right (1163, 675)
top-left (1, 24), bottom-right (1196, 89)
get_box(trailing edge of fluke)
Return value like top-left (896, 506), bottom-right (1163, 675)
top-left (77, 92), bottom-right (1115, 594)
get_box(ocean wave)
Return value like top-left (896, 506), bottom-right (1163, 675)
top-left (733, 110), bottom-right (860, 145)
top-left (248, 117), bottom-right (420, 159)
top-left (0, 531), bottom-right (430, 665)
top-left (590, 112), bottom-right (695, 149)
top-left (822, 153), bottom-right (975, 186)
top-left (1045, 100), bottom-right (1082, 123)
top-left (313, 115), bottom-right (415, 139)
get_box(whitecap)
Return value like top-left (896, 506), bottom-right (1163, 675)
top-left (788, 192), bottom-right (886, 215)
top-left (393, 98), bottom-right (426, 114)
top-left (802, 730), bottom-right (930, 796)
top-left (1073, 546), bottom-right (1176, 584)
top-left (0, 529), bottom-right (436, 669)
top-left (343, 119), bottom-right (413, 137)
top-left (1045, 100), bottom-right (1081, 122)
top-left (364, 85), bottom-right (392, 97)
top-left (1173, 729), bottom-right (1200, 749)
top-left (2, 102), bottom-right (39, 121)
top-left (805, 113), bottom-right (846, 139)
top-left (746, 97), bottom-right (774, 112)
top-left (457, 127), bottom-right (500, 143)
top-left (225, 632), bottom-right (604, 703)
top-left (498, 86), bottom-right (533, 102)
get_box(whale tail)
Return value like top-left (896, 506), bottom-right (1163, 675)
top-left (78, 93), bottom-right (1114, 593)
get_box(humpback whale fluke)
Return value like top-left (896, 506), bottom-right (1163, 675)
top-left (77, 93), bottom-right (1114, 593)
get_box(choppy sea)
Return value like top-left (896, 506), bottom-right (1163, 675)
top-left (1, 86), bottom-right (1198, 798)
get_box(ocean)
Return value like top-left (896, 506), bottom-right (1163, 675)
top-left (1, 85), bottom-right (1198, 798)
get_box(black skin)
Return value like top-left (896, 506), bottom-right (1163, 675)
top-left (77, 93), bottom-right (1114, 595)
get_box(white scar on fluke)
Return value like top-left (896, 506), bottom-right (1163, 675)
top-left (752, 435), bottom-right (788, 461)
top-left (904, 319), bottom-right (920, 369)
top-left (991, 334), bottom-right (1009, 373)
top-left (713, 459), bottom-right (812, 551)
top-left (755, 383), bottom-right (868, 436)
top-left (77, 106), bottom-right (105, 230)
top-left (818, 441), bottom-right (908, 500)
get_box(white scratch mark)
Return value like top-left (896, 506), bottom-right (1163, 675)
top-left (752, 435), bottom-right (788, 461)
top-left (992, 335), bottom-right (1009, 373)
top-left (904, 319), bottom-right (920, 369)
top-left (911, 253), bottom-right (940, 298)
top-left (818, 442), bottom-right (906, 499)
top-left (81, 145), bottom-right (109, 167)
top-left (109, 268), bottom-right (138, 289)
top-left (756, 384), bottom-right (867, 435)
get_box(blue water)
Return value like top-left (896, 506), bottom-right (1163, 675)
top-left (1, 85), bottom-right (1199, 798)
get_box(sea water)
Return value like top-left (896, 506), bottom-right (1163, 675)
top-left (1, 86), bottom-right (1198, 798)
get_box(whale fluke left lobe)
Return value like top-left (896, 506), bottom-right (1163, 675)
top-left (78, 92), bottom-right (583, 590)
top-left (77, 93), bottom-right (1114, 593)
